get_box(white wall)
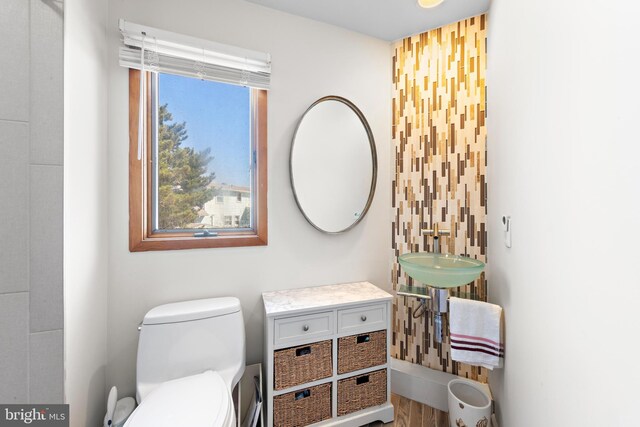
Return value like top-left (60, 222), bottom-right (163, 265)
top-left (106, 0), bottom-right (391, 397)
top-left (487, 1), bottom-right (640, 425)
top-left (64, 0), bottom-right (109, 425)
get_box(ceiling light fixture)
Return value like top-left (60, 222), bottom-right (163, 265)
top-left (417, 0), bottom-right (444, 8)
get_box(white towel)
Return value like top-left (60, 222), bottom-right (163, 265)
top-left (449, 297), bottom-right (504, 370)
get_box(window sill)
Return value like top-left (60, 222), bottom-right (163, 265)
top-left (129, 233), bottom-right (267, 252)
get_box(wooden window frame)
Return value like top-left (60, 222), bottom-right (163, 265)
top-left (128, 69), bottom-right (268, 251)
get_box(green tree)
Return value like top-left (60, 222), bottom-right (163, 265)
top-left (158, 104), bottom-right (215, 229)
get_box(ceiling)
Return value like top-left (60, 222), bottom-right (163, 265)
top-left (244, 0), bottom-right (491, 41)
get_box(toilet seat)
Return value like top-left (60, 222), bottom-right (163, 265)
top-left (124, 370), bottom-right (234, 427)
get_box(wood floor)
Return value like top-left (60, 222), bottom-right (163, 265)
top-left (369, 394), bottom-right (449, 427)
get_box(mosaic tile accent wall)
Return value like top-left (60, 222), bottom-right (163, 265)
top-left (391, 15), bottom-right (488, 381)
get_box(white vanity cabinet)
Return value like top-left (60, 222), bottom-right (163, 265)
top-left (262, 282), bottom-right (394, 427)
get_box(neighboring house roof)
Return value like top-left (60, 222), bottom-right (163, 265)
top-left (207, 182), bottom-right (250, 194)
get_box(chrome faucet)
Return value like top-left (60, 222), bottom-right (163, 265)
top-left (422, 223), bottom-right (450, 254)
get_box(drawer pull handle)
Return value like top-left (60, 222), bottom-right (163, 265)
top-left (302, 324), bottom-right (310, 332)
top-left (356, 375), bottom-right (370, 385)
top-left (357, 334), bottom-right (370, 344)
top-left (295, 346), bottom-right (311, 357)
top-left (361, 315), bottom-right (367, 322)
top-left (295, 389), bottom-right (311, 400)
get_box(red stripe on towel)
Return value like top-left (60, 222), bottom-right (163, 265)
top-left (450, 332), bottom-right (504, 348)
top-left (451, 338), bottom-right (504, 354)
top-left (451, 345), bottom-right (504, 358)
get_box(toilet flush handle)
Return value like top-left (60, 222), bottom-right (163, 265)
top-left (303, 324), bottom-right (309, 332)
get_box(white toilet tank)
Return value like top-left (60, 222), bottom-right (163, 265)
top-left (135, 297), bottom-right (245, 402)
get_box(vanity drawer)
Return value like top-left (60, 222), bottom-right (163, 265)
top-left (337, 303), bottom-right (386, 335)
top-left (274, 311), bottom-right (334, 346)
top-left (337, 330), bottom-right (387, 374)
top-left (274, 340), bottom-right (332, 390)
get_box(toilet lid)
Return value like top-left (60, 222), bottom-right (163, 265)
top-left (124, 371), bottom-right (232, 427)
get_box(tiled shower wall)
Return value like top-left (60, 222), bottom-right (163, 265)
top-left (0, 0), bottom-right (64, 403)
top-left (391, 15), bottom-right (487, 380)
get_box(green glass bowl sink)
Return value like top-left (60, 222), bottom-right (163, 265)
top-left (398, 252), bottom-right (485, 288)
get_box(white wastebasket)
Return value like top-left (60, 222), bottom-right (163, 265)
top-left (447, 379), bottom-right (491, 427)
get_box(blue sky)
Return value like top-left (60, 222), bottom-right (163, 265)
top-left (159, 73), bottom-right (251, 187)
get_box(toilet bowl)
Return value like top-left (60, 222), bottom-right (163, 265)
top-left (124, 297), bottom-right (245, 427)
top-left (124, 371), bottom-right (234, 427)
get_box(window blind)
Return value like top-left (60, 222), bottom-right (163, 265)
top-left (118, 19), bottom-right (271, 90)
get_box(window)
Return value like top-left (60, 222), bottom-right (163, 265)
top-left (128, 70), bottom-right (268, 251)
top-left (121, 20), bottom-right (269, 251)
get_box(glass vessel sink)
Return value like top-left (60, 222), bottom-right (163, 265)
top-left (398, 252), bottom-right (485, 288)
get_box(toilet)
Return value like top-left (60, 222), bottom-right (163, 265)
top-left (124, 297), bottom-right (245, 427)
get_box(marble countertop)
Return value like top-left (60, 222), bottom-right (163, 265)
top-left (262, 281), bottom-right (392, 317)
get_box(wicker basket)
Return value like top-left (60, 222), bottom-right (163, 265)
top-left (337, 369), bottom-right (387, 416)
top-left (337, 330), bottom-right (386, 374)
top-left (273, 382), bottom-right (332, 427)
top-left (274, 340), bottom-right (332, 390)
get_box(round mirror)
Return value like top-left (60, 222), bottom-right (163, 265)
top-left (290, 96), bottom-right (377, 233)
